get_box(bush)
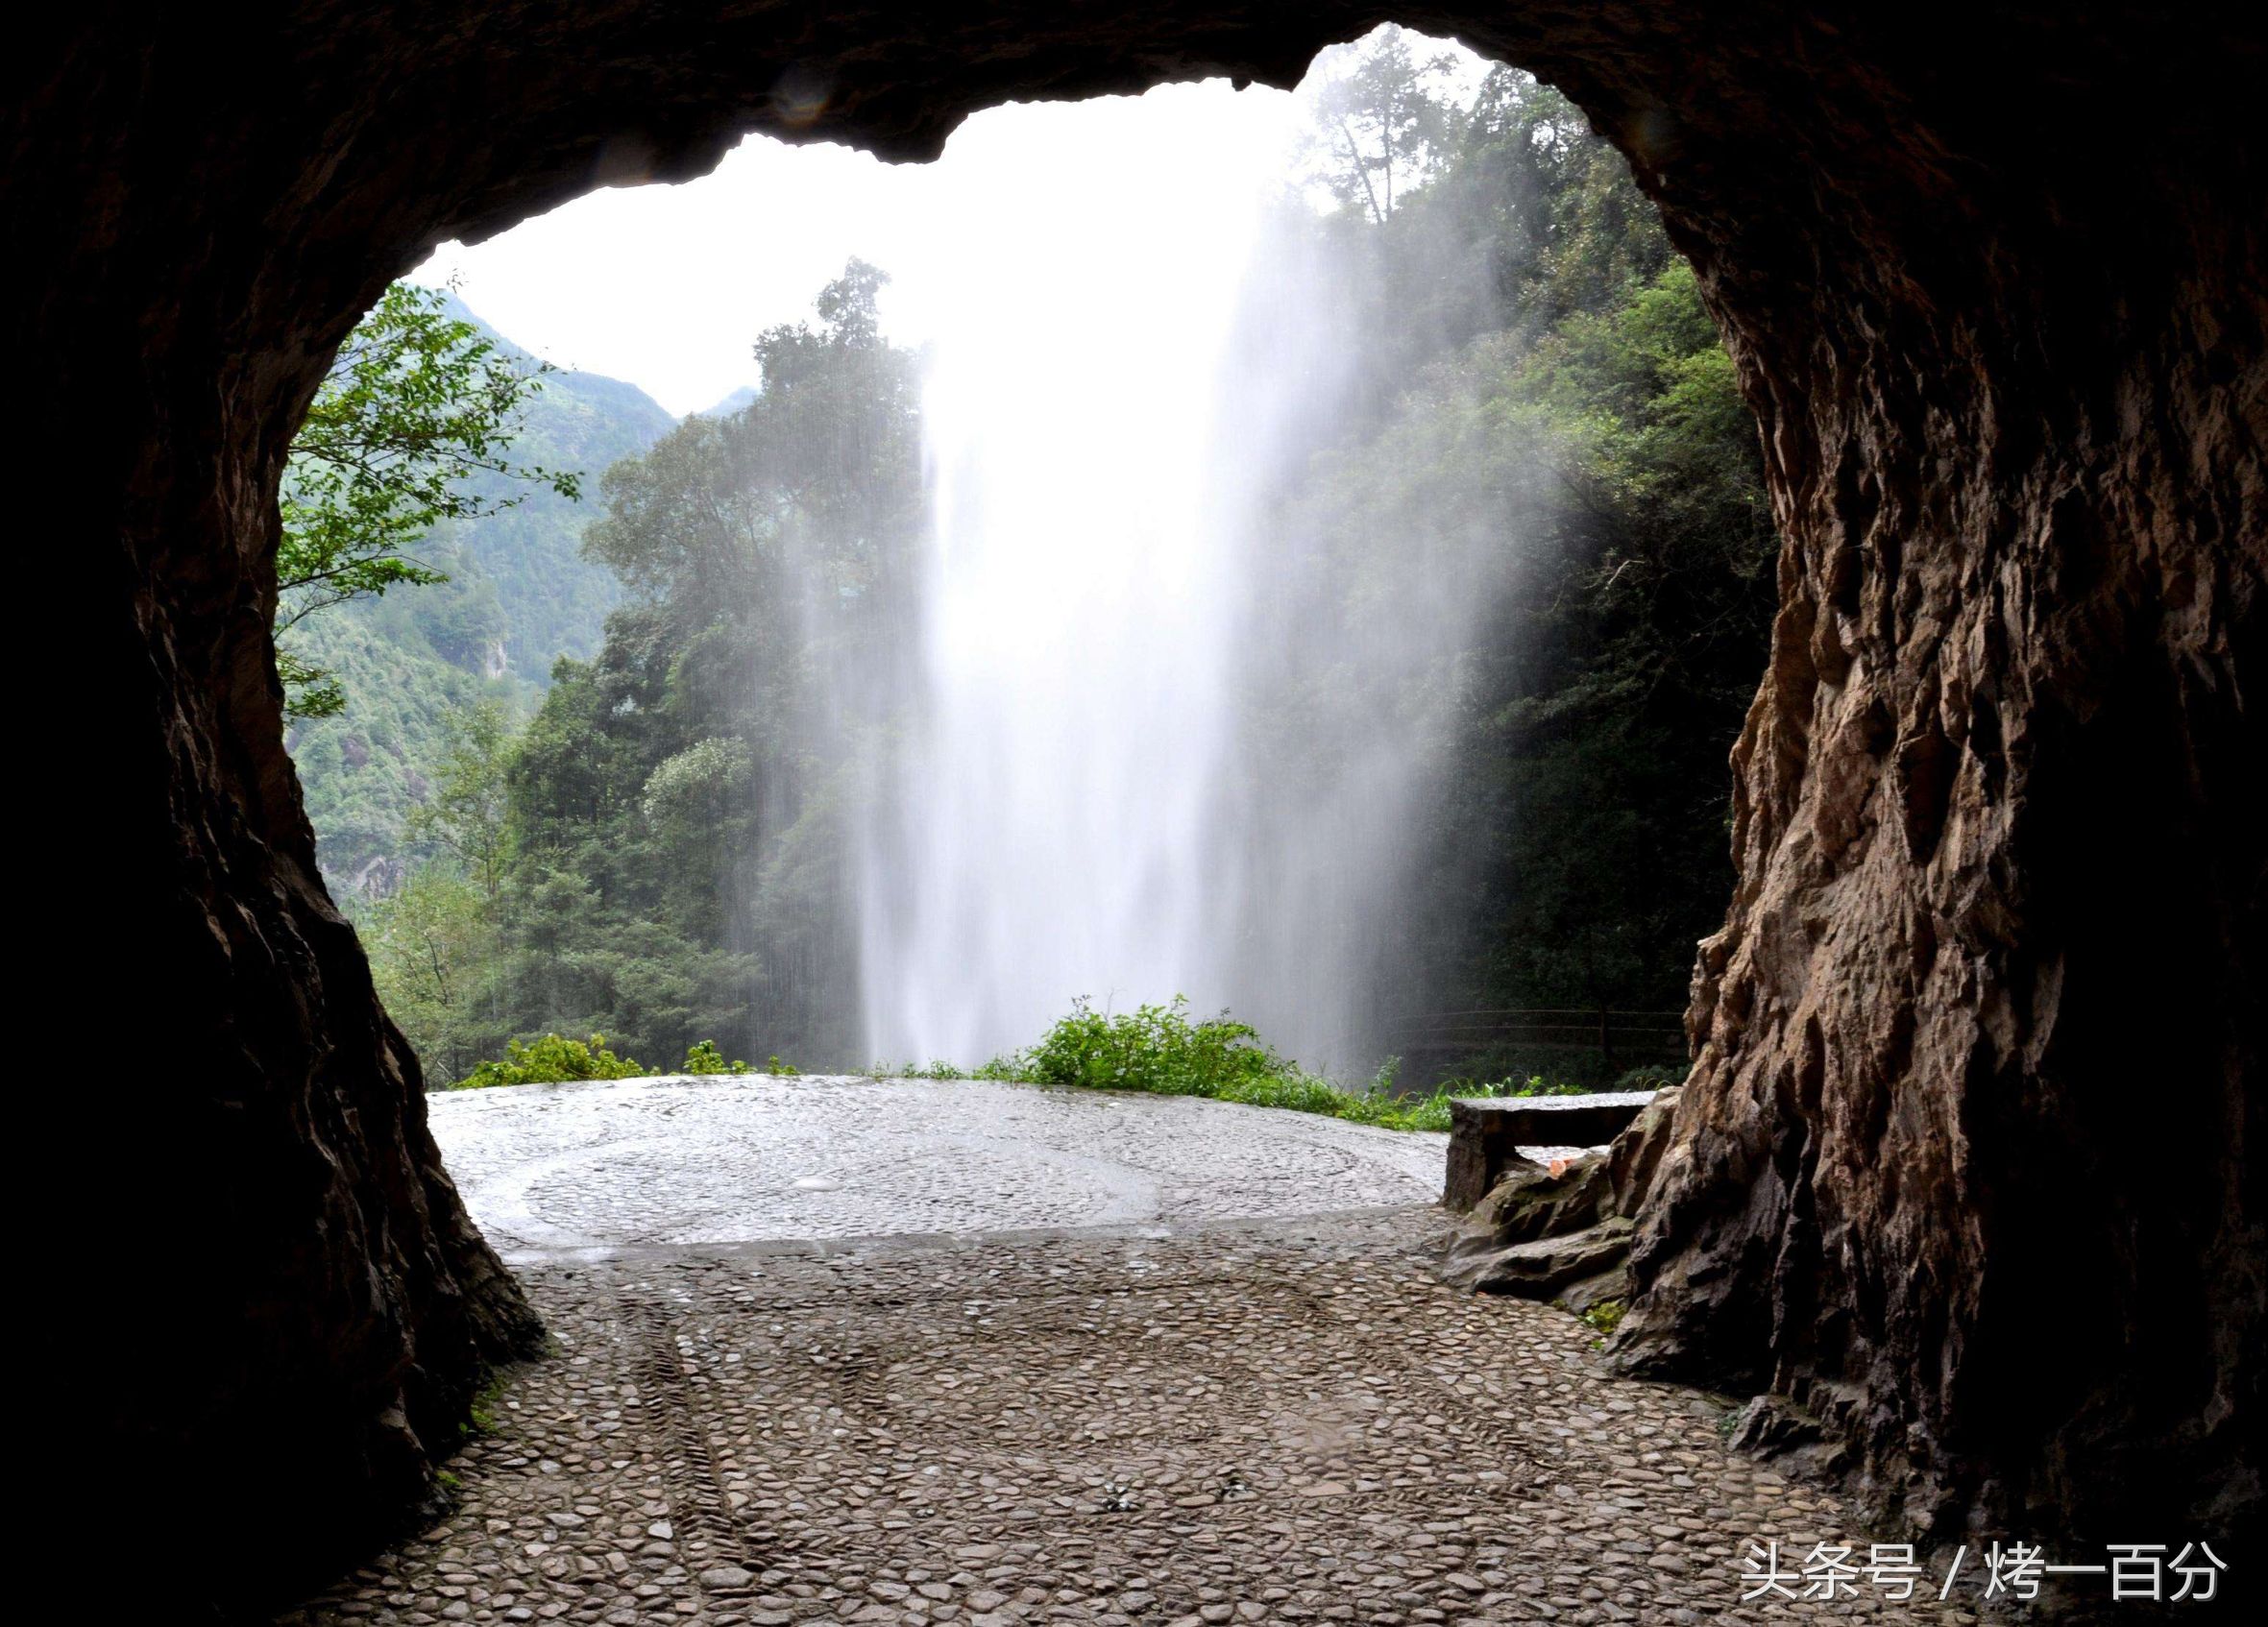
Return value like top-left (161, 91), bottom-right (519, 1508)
top-left (682, 1039), bottom-right (751, 1075)
top-left (1435, 1073), bottom-right (1591, 1100)
top-left (1005, 997), bottom-right (1455, 1133)
top-left (962, 1002), bottom-right (1647, 1133)
top-left (1613, 1061), bottom-right (1689, 1092)
top-left (1017, 997), bottom-right (1289, 1095)
top-left (453, 1032), bottom-right (644, 1089)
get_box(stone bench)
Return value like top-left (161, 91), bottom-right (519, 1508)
top-left (1442, 1090), bottom-right (1656, 1212)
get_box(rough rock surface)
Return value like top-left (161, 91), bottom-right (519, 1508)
top-left (1450, 1215), bottom-right (1638, 1299)
top-left (14, 2), bottom-right (2262, 1612)
top-left (1610, 31), bottom-right (2268, 1533)
top-left (1605, 1087), bottom-right (1681, 1217)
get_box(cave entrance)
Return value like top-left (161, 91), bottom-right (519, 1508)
top-left (313, 30), bottom-right (1742, 1102)
top-left (34, 6), bottom-right (2259, 1615)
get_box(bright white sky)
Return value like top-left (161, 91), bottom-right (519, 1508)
top-left (415, 38), bottom-right (1488, 417)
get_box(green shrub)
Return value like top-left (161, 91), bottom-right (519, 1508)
top-left (681, 1039), bottom-right (751, 1075)
top-left (766, 1055), bottom-right (802, 1077)
top-left (1004, 997), bottom-right (1453, 1133)
top-left (898, 1059), bottom-right (970, 1080)
top-left (454, 1032), bottom-right (644, 1090)
top-left (1018, 997), bottom-right (1289, 1095)
top-left (1435, 1073), bottom-right (1591, 1100)
top-left (726, 1002), bottom-right (1630, 1138)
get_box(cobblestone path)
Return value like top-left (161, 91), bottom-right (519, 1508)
top-left (425, 1075), bottom-right (1452, 1258)
top-left (281, 1081), bottom-right (1986, 1626)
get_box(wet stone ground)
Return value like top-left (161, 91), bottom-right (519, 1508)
top-left (424, 1075), bottom-right (1458, 1257)
top-left (281, 1079), bottom-right (1982, 1626)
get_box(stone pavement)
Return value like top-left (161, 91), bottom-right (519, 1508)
top-left (426, 1075), bottom-right (1456, 1258)
top-left (280, 1079), bottom-right (1988, 1626)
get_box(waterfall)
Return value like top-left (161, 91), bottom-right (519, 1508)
top-left (855, 68), bottom-right (1482, 1075)
top-left (852, 86), bottom-right (1285, 1065)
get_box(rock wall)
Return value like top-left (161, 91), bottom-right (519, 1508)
top-left (13, 2), bottom-right (2260, 1611)
top-left (1603, 28), bottom-right (2268, 1544)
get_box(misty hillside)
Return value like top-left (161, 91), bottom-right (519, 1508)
top-left (694, 384), bottom-right (759, 418)
top-left (431, 292), bottom-right (677, 671)
top-left (285, 298), bottom-right (673, 892)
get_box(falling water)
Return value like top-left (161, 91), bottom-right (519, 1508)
top-left (858, 61), bottom-right (1493, 1073)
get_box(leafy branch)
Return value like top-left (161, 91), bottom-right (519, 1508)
top-left (276, 281), bottom-right (580, 716)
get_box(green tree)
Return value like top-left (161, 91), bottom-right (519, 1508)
top-left (358, 865), bottom-right (499, 1083)
top-left (1305, 26), bottom-right (1463, 224)
top-left (277, 282), bottom-right (579, 716)
top-left (468, 260), bottom-right (920, 1071)
top-left (1236, 61), bottom-right (1773, 1078)
top-left (407, 701), bottom-right (519, 902)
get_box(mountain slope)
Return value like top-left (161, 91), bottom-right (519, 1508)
top-left (431, 292), bottom-right (676, 673)
top-left (286, 293), bottom-right (674, 889)
top-left (693, 383), bottom-right (759, 419)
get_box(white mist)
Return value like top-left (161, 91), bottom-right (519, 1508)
top-left (859, 52), bottom-right (1497, 1074)
top-left (856, 85), bottom-right (1309, 1065)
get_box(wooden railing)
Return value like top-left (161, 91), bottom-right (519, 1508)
top-left (1382, 1007), bottom-right (1687, 1073)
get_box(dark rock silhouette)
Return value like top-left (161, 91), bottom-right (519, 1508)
top-left (13, 2), bottom-right (2260, 1614)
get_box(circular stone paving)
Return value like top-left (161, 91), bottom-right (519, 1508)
top-left (281, 1081), bottom-right (2003, 1626)
top-left (429, 1074), bottom-right (1449, 1258)
top-left (281, 1220), bottom-right (1991, 1627)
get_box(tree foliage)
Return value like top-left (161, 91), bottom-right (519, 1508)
top-left (358, 863), bottom-right (499, 1084)
top-left (405, 700), bottom-right (518, 902)
top-left (277, 282), bottom-right (579, 716)
top-left (363, 263), bottom-right (925, 1073)
top-left (1252, 57), bottom-right (1775, 1048)
top-left (1304, 26), bottom-right (1464, 223)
